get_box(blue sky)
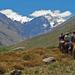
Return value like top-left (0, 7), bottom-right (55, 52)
top-left (0, 0), bottom-right (75, 16)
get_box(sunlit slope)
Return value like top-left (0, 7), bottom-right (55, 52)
top-left (12, 16), bottom-right (75, 50)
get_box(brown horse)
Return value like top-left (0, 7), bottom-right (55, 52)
top-left (59, 41), bottom-right (73, 54)
top-left (72, 43), bottom-right (75, 59)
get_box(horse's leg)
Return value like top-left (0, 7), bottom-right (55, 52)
top-left (65, 44), bottom-right (69, 54)
top-left (61, 43), bottom-right (66, 53)
top-left (70, 44), bottom-right (73, 55)
top-left (59, 43), bottom-right (63, 52)
top-left (73, 49), bottom-right (75, 59)
top-left (59, 43), bottom-right (62, 51)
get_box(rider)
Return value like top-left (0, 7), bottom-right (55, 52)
top-left (71, 32), bottom-right (75, 42)
top-left (64, 33), bottom-right (72, 53)
top-left (59, 33), bottom-right (65, 41)
top-left (59, 33), bottom-right (65, 52)
top-left (64, 33), bottom-right (71, 41)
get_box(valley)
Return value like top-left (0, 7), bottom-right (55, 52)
top-left (0, 9), bottom-right (75, 75)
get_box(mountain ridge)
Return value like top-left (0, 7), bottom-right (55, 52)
top-left (0, 9), bottom-right (72, 46)
top-left (11, 16), bottom-right (75, 50)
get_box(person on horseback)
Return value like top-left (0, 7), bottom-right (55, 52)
top-left (71, 32), bottom-right (75, 42)
top-left (64, 33), bottom-right (73, 54)
top-left (71, 32), bottom-right (75, 59)
top-left (59, 33), bottom-right (65, 52)
top-left (59, 33), bottom-right (65, 41)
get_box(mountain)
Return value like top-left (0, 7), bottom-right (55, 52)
top-left (0, 9), bottom-right (72, 46)
top-left (30, 10), bottom-right (72, 27)
top-left (21, 16), bottom-right (51, 38)
top-left (0, 9), bottom-right (32, 23)
top-left (11, 16), bottom-right (75, 50)
top-left (0, 9), bottom-right (71, 24)
top-left (0, 12), bottom-right (51, 46)
top-left (0, 13), bottom-right (24, 46)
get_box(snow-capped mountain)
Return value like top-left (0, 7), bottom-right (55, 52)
top-left (30, 10), bottom-right (72, 27)
top-left (0, 9), bottom-right (72, 26)
top-left (0, 13), bottom-right (23, 46)
top-left (0, 9), bottom-right (33, 23)
top-left (22, 16), bottom-right (51, 38)
top-left (0, 9), bottom-right (72, 45)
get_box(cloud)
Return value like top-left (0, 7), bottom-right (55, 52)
top-left (0, 9), bottom-right (32, 23)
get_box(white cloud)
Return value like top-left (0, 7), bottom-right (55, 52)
top-left (0, 9), bottom-right (32, 23)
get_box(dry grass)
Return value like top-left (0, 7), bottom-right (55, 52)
top-left (0, 47), bottom-right (75, 75)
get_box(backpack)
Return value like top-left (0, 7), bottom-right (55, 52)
top-left (64, 35), bottom-right (71, 42)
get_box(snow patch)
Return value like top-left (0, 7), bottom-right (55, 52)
top-left (43, 24), bottom-right (48, 28)
top-left (0, 9), bottom-right (72, 26)
top-left (30, 10), bottom-right (72, 27)
top-left (0, 9), bottom-right (32, 23)
top-left (30, 10), bottom-right (72, 18)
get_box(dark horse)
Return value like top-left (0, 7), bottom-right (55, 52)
top-left (59, 41), bottom-right (73, 55)
top-left (59, 40), bottom-right (65, 53)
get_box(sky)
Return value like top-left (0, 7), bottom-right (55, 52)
top-left (0, 0), bottom-right (75, 16)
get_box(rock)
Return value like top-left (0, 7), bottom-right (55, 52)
top-left (11, 69), bottom-right (22, 75)
top-left (42, 57), bottom-right (56, 64)
top-left (12, 47), bottom-right (25, 51)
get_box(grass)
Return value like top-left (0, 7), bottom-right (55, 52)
top-left (11, 16), bottom-right (75, 50)
top-left (0, 47), bottom-right (75, 75)
top-left (0, 46), bottom-right (10, 53)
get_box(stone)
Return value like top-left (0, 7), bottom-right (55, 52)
top-left (42, 57), bottom-right (56, 64)
top-left (11, 69), bottom-right (22, 75)
top-left (12, 47), bottom-right (25, 51)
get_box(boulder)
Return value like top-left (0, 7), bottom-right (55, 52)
top-left (42, 57), bottom-right (56, 64)
top-left (11, 69), bottom-right (22, 75)
top-left (12, 47), bottom-right (25, 51)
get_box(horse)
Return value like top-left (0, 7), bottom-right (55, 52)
top-left (59, 41), bottom-right (73, 54)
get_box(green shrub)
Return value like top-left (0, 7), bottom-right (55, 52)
top-left (23, 54), bottom-right (32, 61)
top-left (0, 46), bottom-right (9, 52)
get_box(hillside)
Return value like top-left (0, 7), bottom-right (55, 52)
top-left (0, 47), bottom-right (75, 75)
top-left (0, 13), bottom-right (23, 46)
top-left (0, 9), bottom-right (71, 46)
top-left (11, 16), bottom-right (75, 50)
top-left (0, 16), bottom-right (75, 75)
top-left (0, 13), bottom-right (51, 46)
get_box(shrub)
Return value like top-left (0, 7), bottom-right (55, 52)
top-left (22, 53), bottom-right (42, 67)
top-left (13, 63), bottom-right (24, 70)
top-left (0, 46), bottom-right (9, 52)
top-left (0, 65), bottom-right (6, 74)
top-left (23, 54), bottom-right (32, 61)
